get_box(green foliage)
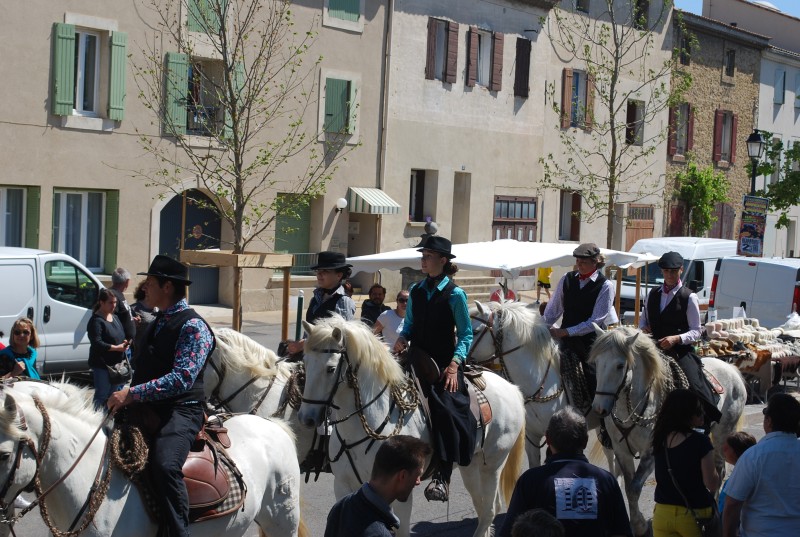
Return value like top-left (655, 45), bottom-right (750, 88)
top-left (674, 157), bottom-right (728, 236)
top-left (753, 132), bottom-right (800, 229)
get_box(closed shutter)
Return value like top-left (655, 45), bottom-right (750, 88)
top-left (445, 22), bottom-right (459, 84)
top-left (730, 113), bottom-right (738, 164)
top-left (24, 186), bottom-right (40, 249)
top-left (585, 72), bottom-right (595, 130)
top-left (490, 32), bottom-right (504, 92)
top-left (51, 23), bottom-right (76, 116)
top-left (686, 104), bottom-right (694, 151)
top-left (467, 27), bottom-right (478, 88)
top-left (104, 190), bottom-right (120, 274)
top-left (324, 78), bottom-right (350, 133)
top-left (329, 0), bottom-right (360, 23)
top-left (223, 62), bottom-right (245, 141)
top-left (774, 69), bottom-right (785, 104)
top-left (425, 18), bottom-right (436, 80)
top-left (275, 194), bottom-right (311, 254)
top-left (188, 0), bottom-right (205, 32)
top-left (561, 68), bottom-right (573, 129)
top-left (712, 109), bottom-right (723, 162)
top-left (514, 38), bottom-right (531, 98)
top-left (667, 106), bottom-right (677, 156)
top-left (108, 32), bottom-right (127, 121)
top-left (165, 52), bottom-right (189, 136)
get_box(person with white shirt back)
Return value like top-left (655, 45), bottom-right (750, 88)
top-left (373, 290), bottom-right (408, 347)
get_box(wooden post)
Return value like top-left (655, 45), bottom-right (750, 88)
top-left (281, 267), bottom-right (290, 341)
top-left (232, 267), bottom-right (242, 331)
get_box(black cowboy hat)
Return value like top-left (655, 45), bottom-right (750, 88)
top-left (658, 251), bottom-right (684, 269)
top-left (138, 255), bottom-right (192, 285)
top-left (310, 251), bottom-right (353, 271)
top-left (417, 235), bottom-right (456, 259)
top-left (573, 243), bottom-right (601, 258)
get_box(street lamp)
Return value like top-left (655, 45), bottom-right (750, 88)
top-left (746, 130), bottom-right (765, 195)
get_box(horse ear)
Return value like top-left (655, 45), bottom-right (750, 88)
top-left (476, 301), bottom-right (486, 316)
top-left (626, 331), bottom-right (640, 346)
top-left (592, 323), bottom-right (604, 337)
top-left (332, 327), bottom-right (343, 345)
top-left (4, 395), bottom-right (17, 416)
top-left (302, 321), bottom-right (314, 335)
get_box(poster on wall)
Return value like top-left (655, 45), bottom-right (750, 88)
top-left (737, 195), bottom-right (769, 257)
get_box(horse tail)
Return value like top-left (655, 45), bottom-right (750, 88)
top-left (500, 424), bottom-right (526, 504)
top-left (298, 517), bottom-right (309, 537)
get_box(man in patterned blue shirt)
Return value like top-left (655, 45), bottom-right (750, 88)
top-left (108, 255), bottom-right (215, 537)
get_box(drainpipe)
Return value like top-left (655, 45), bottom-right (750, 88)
top-left (375, 0), bottom-right (394, 256)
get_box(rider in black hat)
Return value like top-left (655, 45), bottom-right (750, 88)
top-left (640, 251), bottom-right (722, 426)
top-left (394, 236), bottom-right (474, 502)
top-left (107, 255), bottom-right (216, 537)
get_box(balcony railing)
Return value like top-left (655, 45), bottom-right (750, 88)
top-left (187, 104), bottom-right (220, 136)
top-left (274, 252), bottom-right (318, 276)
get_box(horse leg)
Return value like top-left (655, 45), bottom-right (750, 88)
top-left (629, 453), bottom-right (655, 537)
top-left (460, 464), bottom-right (501, 537)
top-left (525, 435), bottom-right (542, 468)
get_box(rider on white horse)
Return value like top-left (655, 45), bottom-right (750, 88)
top-left (107, 255), bottom-right (216, 537)
top-left (639, 251), bottom-right (722, 428)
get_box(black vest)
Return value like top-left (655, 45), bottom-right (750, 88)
top-left (409, 279), bottom-right (457, 369)
top-left (306, 291), bottom-right (344, 323)
top-left (133, 308), bottom-right (215, 404)
top-left (562, 272), bottom-right (607, 329)
top-left (647, 285), bottom-right (693, 356)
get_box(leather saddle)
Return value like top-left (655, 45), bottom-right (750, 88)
top-left (184, 423), bottom-right (233, 511)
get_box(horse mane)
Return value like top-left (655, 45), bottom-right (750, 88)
top-left (0, 383), bottom-right (101, 438)
top-left (213, 328), bottom-right (289, 380)
top-left (487, 301), bottom-right (560, 370)
top-left (590, 326), bottom-right (669, 396)
top-left (307, 315), bottom-right (406, 386)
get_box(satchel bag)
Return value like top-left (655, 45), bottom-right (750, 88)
top-left (107, 358), bottom-right (132, 385)
top-left (664, 438), bottom-right (722, 537)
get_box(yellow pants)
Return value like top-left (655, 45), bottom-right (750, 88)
top-left (653, 503), bottom-right (713, 537)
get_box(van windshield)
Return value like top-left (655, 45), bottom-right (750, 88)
top-left (621, 260), bottom-right (691, 285)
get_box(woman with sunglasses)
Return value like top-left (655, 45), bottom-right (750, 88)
top-left (651, 389), bottom-right (719, 537)
top-left (373, 290), bottom-right (409, 347)
top-left (0, 318), bottom-right (41, 379)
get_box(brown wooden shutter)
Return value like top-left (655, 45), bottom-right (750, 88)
top-left (561, 68), bottom-right (573, 129)
top-left (730, 113), bottom-right (738, 164)
top-left (570, 192), bottom-right (581, 241)
top-left (425, 18), bottom-right (437, 80)
top-left (490, 32), bottom-right (504, 92)
top-left (445, 22), bottom-right (459, 84)
top-left (712, 109), bottom-right (723, 162)
top-left (514, 38), bottom-right (531, 98)
top-left (669, 204), bottom-right (686, 236)
top-left (686, 104), bottom-right (695, 152)
top-left (667, 106), bottom-right (677, 156)
top-left (467, 27), bottom-right (478, 87)
top-left (585, 72), bottom-right (595, 131)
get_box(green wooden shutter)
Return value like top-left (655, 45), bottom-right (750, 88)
top-left (24, 186), bottom-right (40, 249)
top-left (108, 32), bottom-right (128, 121)
top-left (324, 78), bottom-right (349, 134)
top-left (188, 0), bottom-right (205, 32)
top-left (329, 0), bottom-right (360, 23)
top-left (165, 52), bottom-right (188, 136)
top-left (104, 190), bottom-right (119, 274)
top-left (51, 23), bottom-right (76, 116)
top-left (275, 194), bottom-right (311, 254)
top-left (223, 62), bottom-right (244, 141)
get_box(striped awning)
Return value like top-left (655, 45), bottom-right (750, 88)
top-left (347, 187), bottom-right (401, 215)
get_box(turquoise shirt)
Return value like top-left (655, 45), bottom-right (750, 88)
top-left (0, 346), bottom-right (41, 380)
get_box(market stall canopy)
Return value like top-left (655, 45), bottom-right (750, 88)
top-left (347, 239), bottom-right (659, 277)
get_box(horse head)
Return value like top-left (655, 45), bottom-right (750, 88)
top-left (298, 319), bottom-right (347, 429)
top-left (589, 326), bottom-right (635, 417)
top-left (0, 392), bottom-right (40, 509)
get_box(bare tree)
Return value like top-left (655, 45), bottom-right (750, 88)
top-left (132, 0), bottom-right (356, 327)
top-left (540, 1), bottom-right (690, 247)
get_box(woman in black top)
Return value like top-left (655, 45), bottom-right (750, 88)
top-left (87, 288), bottom-right (129, 410)
top-left (651, 389), bottom-right (719, 537)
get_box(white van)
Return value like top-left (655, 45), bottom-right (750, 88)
top-left (0, 248), bottom-right (102, 375)
top-left (619, 237), bottom-right (738, 318)
top-left (708, 256), bottom-right (800, 329)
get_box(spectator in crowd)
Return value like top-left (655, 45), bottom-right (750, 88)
top-left (0, 318), bottom-right (41, 379)
top-left (651, 389), bottom-right (718, 537)
top-left (324, 435), bottom-right (431, 537)
top-left (108, 267), bottom-right (136, 341)
top-left (511, 509), bottom-right (565, 537)
top-left (129, 280), bottom-right (158, 368)
top-left (361, 283), bottom-right (390, 326)
top-left (373, 290), bottom-right (408, 347)
top-left (536, 267), bottom-right (553, 304)
top-left (723, 393), bottom-right (800, 537)
top-left (88, 288), bottom-right (129, 410)
top-left (718, 432), bottom-right (757, 514)
top-left (499, 407), bottom-right (632, 537)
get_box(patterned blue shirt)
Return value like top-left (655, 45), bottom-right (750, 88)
top-left (309, 284), bottom-right (356, 321)
top-left (130, 299), bottom-right (214, 402)
top-left (400, 276), bottom-right (473, 363)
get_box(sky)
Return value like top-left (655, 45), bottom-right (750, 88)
top-left (674, 0), bottom-right (800, 18)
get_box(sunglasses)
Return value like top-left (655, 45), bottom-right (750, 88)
top-left (13, 330), bottom-right (31, 336)
top-left (397, 298), bottom-right (408, 303)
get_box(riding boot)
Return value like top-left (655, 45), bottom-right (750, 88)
top-left (424, 462), bottom-right (452, 502)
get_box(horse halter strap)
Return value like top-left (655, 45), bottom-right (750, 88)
top-left (207, 355), bottom-right (274, 413)
top-left (300, 348), bottom-right (347, 410)
top-left (594, 361), bottom-right (630, 401)
top-left (0, 404), bottom-right (37, 513)
top-left (468, 309), bottom-right (524, 364)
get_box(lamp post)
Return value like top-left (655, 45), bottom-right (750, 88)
top-left (746, 129), bottom-right (765, 195)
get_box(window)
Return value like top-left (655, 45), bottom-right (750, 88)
top-left (323, 0), bottom-right (363, 32)
top-left (52, 191), bottom-right (106, 271)
top-left (768, 136), bottom-right (782, 186)
top-left (51, 20), bottom-right (127, 123)
top-left (187, 60), bottom-right (224, 136)
top-left (514, 38), bottom-right (532, 98)
top-left (712, 110), bottom-right (737, 164)
top-left (625, 100), bottom-right (645, 146)
top-left (679, 34), bottom-right (691, 66)
top-left (0, 188), bottom-right (25, 247)
top-left (44, 260), bottom-right (98, 310)
top-left (668, 103), bottom-right (694, 157)
top-left (561, 68), bottom-right (594, 129)
top-left (774, 68), bottom-right (786, 104)
top-left (409, 170), bottom-right (426, 223)
top-left (792, 140), bottom-right (800, 173)
top-left (795, 73), bottom-right (800, 109)
top-left (724, 49), bottom-right (736, 78)
top-left (323, 77), bottom-right (354, 134)
top-left (634, 0), bottom-right (650, 30)
top-left (467, 27), bottom-right (503, 91)
top-left (559, 190), bottom-right (581, 242)
top-left (576, 0), bottom-right (590, 13)
top-left (425, 18), bottom-right (458, 84)
top-left (492, 196), bottom-right (538, 242)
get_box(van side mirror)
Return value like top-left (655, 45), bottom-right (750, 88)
top-left (689, 280), bottom-right (702, 292)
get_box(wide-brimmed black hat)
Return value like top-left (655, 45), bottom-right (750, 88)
top-left (310, 251), bottom-right (353, 271)
top-left (658, 251), bottom-right (684, 269)
top-left (138, 255), bottom-right (192, 284)
top-left (573, 243), bottom-right (601, 258)
top-left (417, 235), bottom-right (456, 259)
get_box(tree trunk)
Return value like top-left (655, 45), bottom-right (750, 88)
top-left (232, 266), bottom-right (243, 332)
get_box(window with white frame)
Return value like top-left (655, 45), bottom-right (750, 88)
top-left (52, 191), bottom-right (105, 271)
top-left (625, 100), bottom-right (645, 146)
top-left (74, 30), bottom-right (100, 115)
top-left (0, 188), bottom-right (26, 247)
top-left (476, 29), bottom-right (493, 87)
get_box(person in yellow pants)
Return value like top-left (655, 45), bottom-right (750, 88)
top-left (536, 266), bottom-right (553, 303)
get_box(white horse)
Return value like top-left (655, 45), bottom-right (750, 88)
top-left (205, 328), bottom-right (314, 463)
top-left (0, 384), bottom-right (307, 537)
top-left (297, 316), bottom-right (527, 537)
top-left (590, 325), bottom-right (747, 537)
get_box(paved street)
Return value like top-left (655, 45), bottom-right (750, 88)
top-left (12, 303), bottom-right (777, 536)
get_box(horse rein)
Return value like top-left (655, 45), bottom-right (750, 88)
top-left (207, 356), bottom-right (278, 414)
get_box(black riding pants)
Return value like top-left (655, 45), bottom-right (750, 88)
top-left (149, 402), bottom-right (205, 537)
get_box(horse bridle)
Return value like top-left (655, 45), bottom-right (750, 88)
top-left (0, 404), bottom-right (38, 517)
top-left (207, 355), bottom-right (278, 414)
